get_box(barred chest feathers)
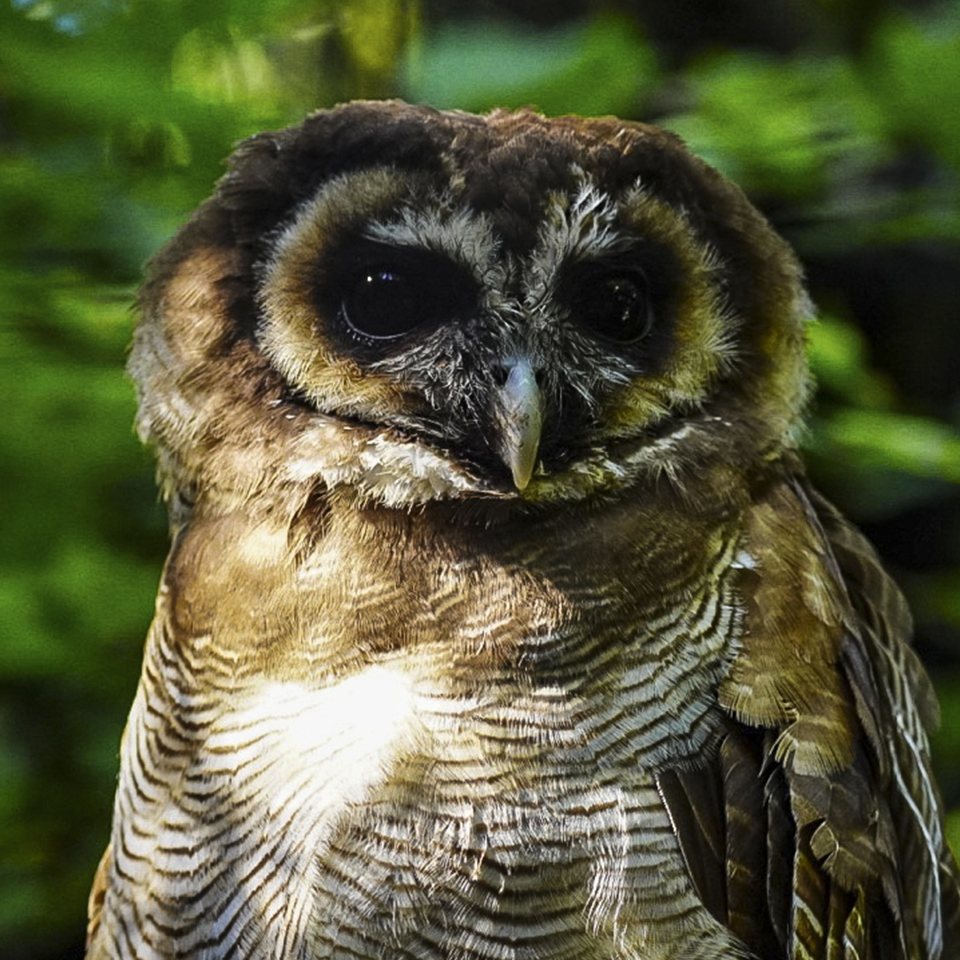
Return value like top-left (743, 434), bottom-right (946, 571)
top-left (114, 493), bottom-right (749, 959)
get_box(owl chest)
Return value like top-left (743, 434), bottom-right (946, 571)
top-left (127, 511), bottom-right (747, 959)
top-left (175, 653), bottom-right (740, 960)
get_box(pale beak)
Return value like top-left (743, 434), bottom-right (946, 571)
top-left (493, 359), bottom-right (543, 491)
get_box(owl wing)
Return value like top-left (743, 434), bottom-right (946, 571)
top-left (656, 471), bottom-right (960, 960)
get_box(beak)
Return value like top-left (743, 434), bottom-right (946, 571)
top-left (492, 358), bottom-right (543, 491)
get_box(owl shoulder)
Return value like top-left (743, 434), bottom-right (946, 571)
top-left (658, 466), bottom-right (960, 959)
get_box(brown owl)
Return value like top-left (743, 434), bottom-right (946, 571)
top-left (86, 101), bottom-right (960, 960)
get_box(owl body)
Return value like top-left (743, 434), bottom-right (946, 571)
top-left (104, 493), bottom-right (744, 959)
top-left (87, 102), bottom-right (960, 960)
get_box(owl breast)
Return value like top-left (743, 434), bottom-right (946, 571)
top-left (105, 497), bottom-right (748, 960)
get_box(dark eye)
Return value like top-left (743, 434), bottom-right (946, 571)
top-left (341, 267), bottom-right (418, 339)
top-left (573, 269), bottom-right (654, 344)
top-left (337, 250), bottom-right (471, 342)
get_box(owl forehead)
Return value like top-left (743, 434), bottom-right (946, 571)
top-left (275, 163), bottom-right (690, 294)
top-left (365, 172), bottom-right (638, 288)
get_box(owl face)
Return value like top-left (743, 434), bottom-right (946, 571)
top-left (134, 102), bottom-right (810, 513)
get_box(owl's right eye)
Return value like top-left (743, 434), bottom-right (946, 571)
top-left (341, 267), bottom-right (420, 340)
top-left (334, 247), bottom-right (475, 344)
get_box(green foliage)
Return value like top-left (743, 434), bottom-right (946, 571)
top-left (868, 8), bottom-right (960, 172)
top-left (2, 2), bottom-right (959, 957)
top-left (805, 315), bottom-right (960, 515)
top-left (401, 14), bottom-right (657, 118)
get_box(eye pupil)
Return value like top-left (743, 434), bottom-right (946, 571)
top-left (574, 269), bottom-right (654, 344)
top-left (607, 278), bottom-right (638, 322)
top-left (341, 268), bottom-right (418, 339)
top-left (333, 248), bottom-right (472, 344)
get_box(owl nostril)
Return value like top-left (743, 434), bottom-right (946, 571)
top-left (492, 360), bottom-right (545, 389)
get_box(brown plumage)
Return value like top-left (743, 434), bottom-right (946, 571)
top-left (86, 101), bottom-right (960, 960)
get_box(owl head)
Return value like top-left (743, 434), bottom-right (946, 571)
top-left (132, 101), bottom-right (811, 522)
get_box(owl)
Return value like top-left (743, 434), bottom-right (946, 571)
top-left (86, 101), bottom-right (960, 960)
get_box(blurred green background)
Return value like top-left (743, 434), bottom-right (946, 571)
top-left (2, 1), bottom-right (959, 957)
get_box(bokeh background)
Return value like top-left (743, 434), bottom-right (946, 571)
top-left (2, 1), bottom-right (959, 957)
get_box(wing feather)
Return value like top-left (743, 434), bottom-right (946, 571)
top-left (657, 469), bottom-right (960, 959)
top-left (723, 730), bottom-right (783, 955)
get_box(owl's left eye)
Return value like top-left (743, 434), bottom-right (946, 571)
top-left (335, 249), bottom-right (473, 343)
top-left (569, 267), bottom-right (654, 345)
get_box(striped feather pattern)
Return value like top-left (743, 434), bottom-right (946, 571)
top-left (657, 476), bottom-right (960, 960)
top-left (88, 498), bottom-right (752, 960)
top-left (86, 475), bottom-right (960, 960)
